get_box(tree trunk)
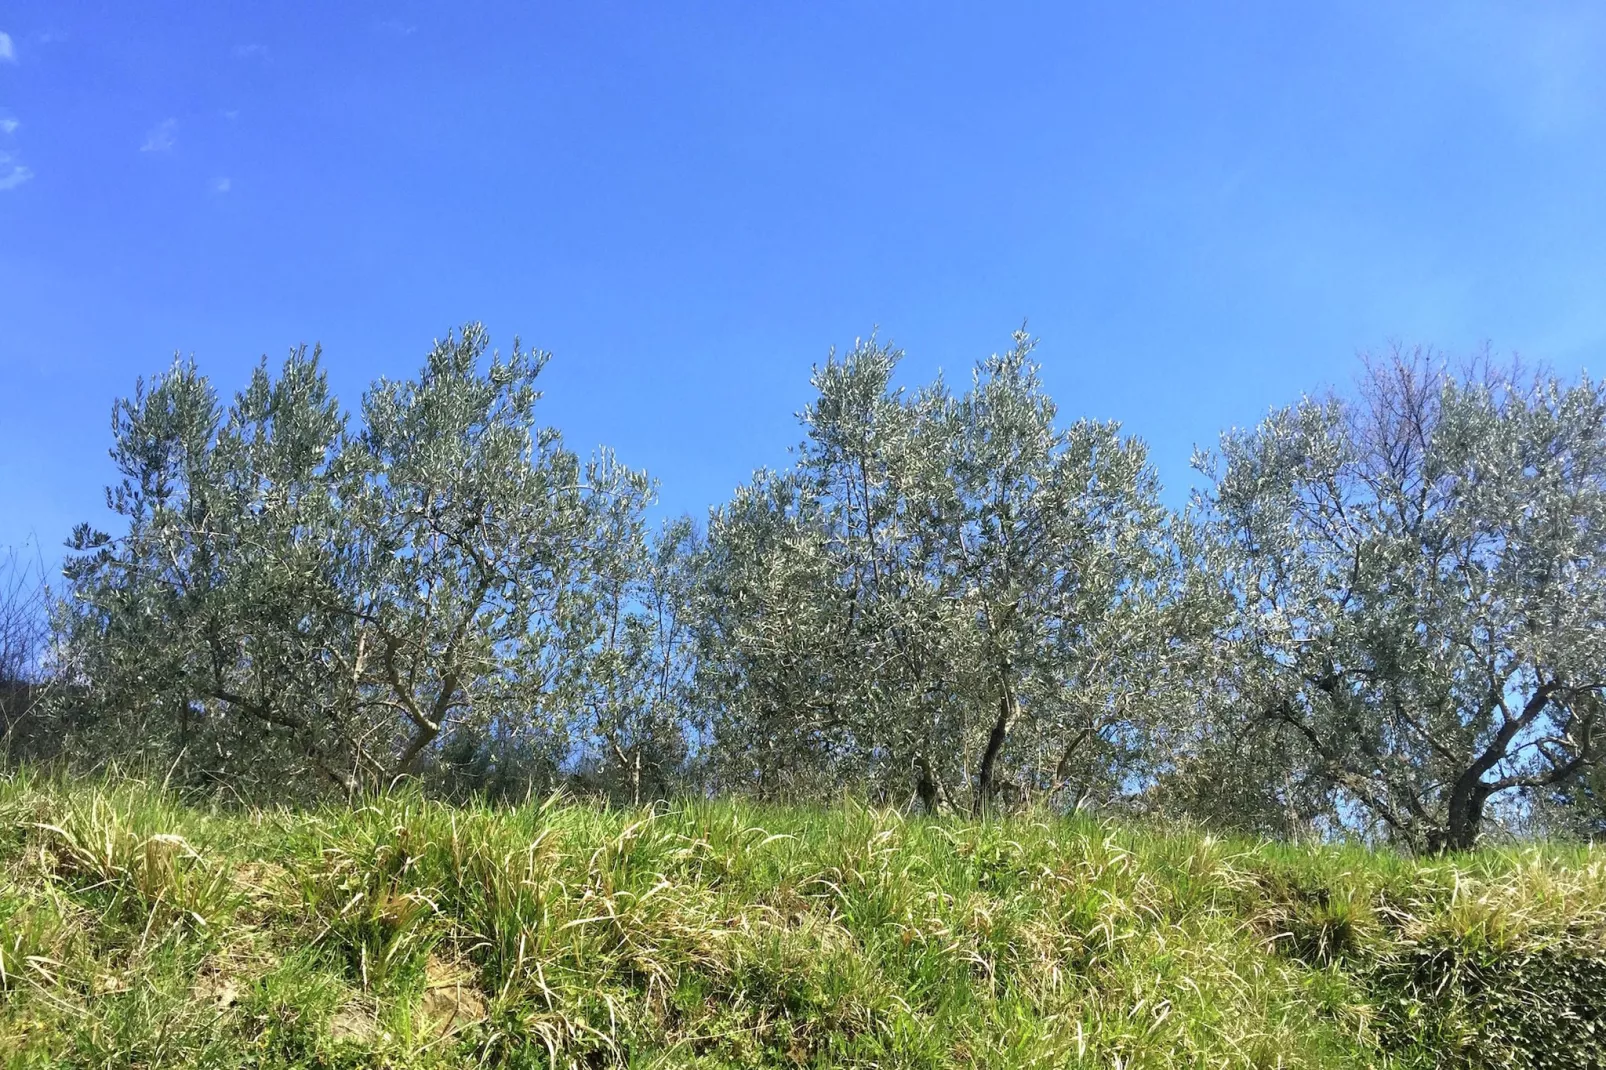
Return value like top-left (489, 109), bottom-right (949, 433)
top-left (914, 754), bottom-right (939, 815)
top-left (1437, 783), bottom-right (1488, 853)
top-left (973, 683), bottom-right (1015, 816)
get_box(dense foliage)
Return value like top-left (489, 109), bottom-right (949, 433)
top-left (49, 327), bottom-right (667, 800)
top-left (699, 333), bottom-right (1176, 815)
top-left (4, 324), bottom-right (1605, 849)
top-left (1190, 354), bottom-right (1606, 850)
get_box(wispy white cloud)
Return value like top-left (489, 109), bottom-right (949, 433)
top-left (0, 151), bottom-right (31, 191)
top-left (221, 109), bottom-right (240, 121)
top-left (212, 177), bottom-right (231, 194)
top-left (232, 43), bottom-right (268, 60)
top-left (141, 118), bottom-right (177, 152)
top-left (0, 31), bottom-right (16, 62)
top-left (0, 121), bottom-right (29, 189)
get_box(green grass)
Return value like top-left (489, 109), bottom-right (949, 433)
top-left (1, 770), bottom-right (1602, 1068)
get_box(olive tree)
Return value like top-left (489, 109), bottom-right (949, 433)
top-left (62, 324), bottom-right (651, 796)
top-left (700, 339), bottom-right (961, 804)
top-left (937, 333), bottom-right (1173, 813)
top-left (1195, 348), bottom-right (1606, 851)
top-left (701, 331), bottom-right (1174, 813)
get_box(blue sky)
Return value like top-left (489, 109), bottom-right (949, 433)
top-left (3, 3), bottom-right (1605, 562)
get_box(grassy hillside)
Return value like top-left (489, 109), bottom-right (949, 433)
top-left (0, 772), bottom-right (1602, 1069)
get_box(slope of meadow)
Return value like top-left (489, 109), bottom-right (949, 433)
top-left (0, 771), bottom-right (1602, 1069)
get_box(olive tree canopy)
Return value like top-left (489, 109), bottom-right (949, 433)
top-left (700, 331), bottom-right (1175, 813)
top-left (63, 324), bottom-right (652, 796)
top-left (1195, 349), bottom-right (1606, 851)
